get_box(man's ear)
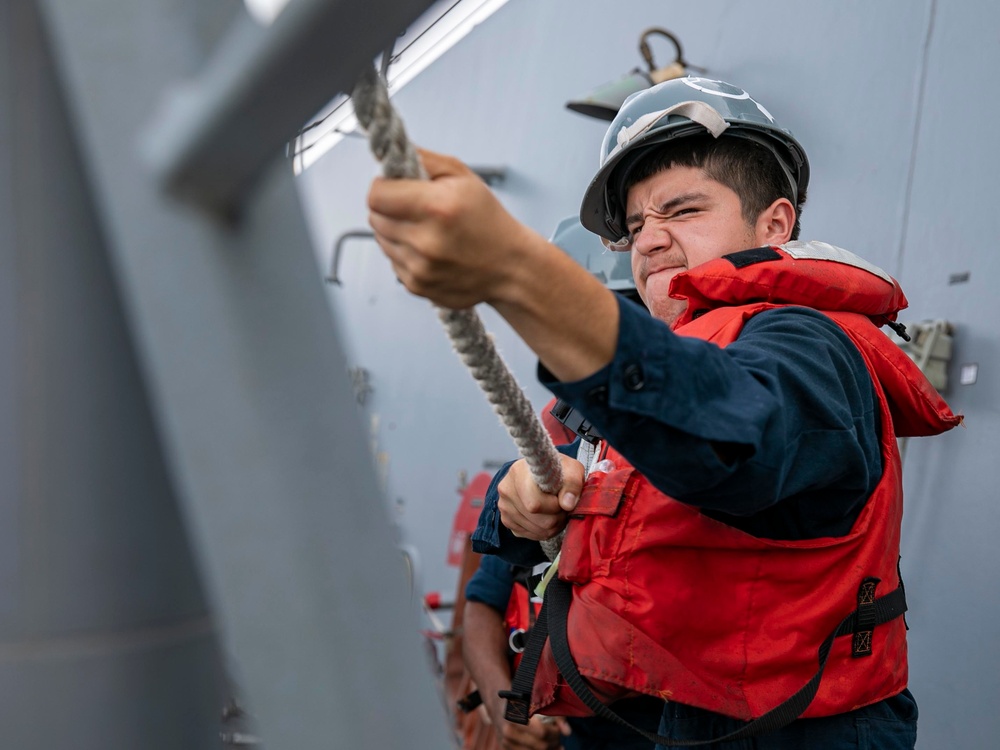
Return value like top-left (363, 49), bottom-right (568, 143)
top-left (755, 197), bottom-right (796, 245)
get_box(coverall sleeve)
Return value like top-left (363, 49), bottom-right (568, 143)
top-left (464, 554), bottom-right (515, 612)
top-left (540, 298), bottom-right (882, 536)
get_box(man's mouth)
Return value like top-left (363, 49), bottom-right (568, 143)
top-left (646, 264), bottom-right (685, 279)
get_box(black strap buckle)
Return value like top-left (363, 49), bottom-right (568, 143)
top-left (457, 689), bottom-right (483, 714)
top-left (852, 577), bottom-right (881, 657)
top-left (499, 689), bottom-right (531, 724)
top-left (549, 399), bottom-right (602, 445)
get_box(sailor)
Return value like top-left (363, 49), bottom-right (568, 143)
top-left (367, 77), bottom-right (959, 748)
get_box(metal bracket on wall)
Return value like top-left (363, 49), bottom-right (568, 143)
top-left (897, 320), bottom-right (954, 392)
top-left (325, 168), bottom-right (504, 285)
top-left (325, 229), bottom-right (376, 285)
top-left (895, 320), bottom-right (954, 467)
top-left (470, 166), bottom-right (506, 186)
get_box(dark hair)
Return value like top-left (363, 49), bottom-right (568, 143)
top-left (619, 134), bottom-right (807, 240)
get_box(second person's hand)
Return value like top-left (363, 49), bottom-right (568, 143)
top-left (498, 454), bottom-right (585, 541)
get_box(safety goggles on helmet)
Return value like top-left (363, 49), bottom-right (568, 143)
top-left (579, 77), bottom-right (809, 250)
top-left (548, 215), bottom-right (636, 290)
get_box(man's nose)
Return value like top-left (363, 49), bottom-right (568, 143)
top-left (631, 220), bottom-right (670, 256)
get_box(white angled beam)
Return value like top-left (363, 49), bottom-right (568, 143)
top-left (141, 0), bottom-right (437, 216)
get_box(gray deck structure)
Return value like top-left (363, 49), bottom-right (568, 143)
top-left (2, 0), bottom-right (997, 748)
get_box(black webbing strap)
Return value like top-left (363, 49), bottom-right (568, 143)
top-left (504, 576), bottom-right (907, 746)
top-left (499, 591), bottom-right (550, 724)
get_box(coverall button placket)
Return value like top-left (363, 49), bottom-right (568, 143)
top-left (623, 363), bottom-right (646, 391)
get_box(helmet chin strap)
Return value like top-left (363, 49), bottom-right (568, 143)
top-left (609, 100), bottom-right (730, 161)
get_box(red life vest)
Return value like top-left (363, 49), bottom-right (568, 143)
top-left (527, 243), bottom-right (960, 721)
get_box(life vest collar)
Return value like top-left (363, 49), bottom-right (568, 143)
top-left (671, 241), bottom-right (908, 329)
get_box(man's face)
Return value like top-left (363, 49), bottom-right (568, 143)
top-left (626, 165), bottom-right (761, 325)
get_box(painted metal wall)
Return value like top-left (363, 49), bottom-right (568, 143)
top-left (0, 2), bottom-right (225, 746)
top-left (297, 0), bottom-right (998, 746)
top-left (2, 0), bottom-right (457, 746)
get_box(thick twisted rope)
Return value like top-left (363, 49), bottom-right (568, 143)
top-left (351, 68), bottom-right (564, 558)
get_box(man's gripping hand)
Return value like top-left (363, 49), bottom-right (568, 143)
top-left (498, 454), bottom-right (585, 541)
top-left (367, 148), bottom-right (539, 310)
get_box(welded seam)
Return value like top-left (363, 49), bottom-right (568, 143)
top-left (0, 615), bottom-right (216, 662)
top-left (895, 0), bottom-right (938, 280)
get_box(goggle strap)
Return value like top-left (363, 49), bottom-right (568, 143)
top-left (608, 100), bottom-right (730, 161)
